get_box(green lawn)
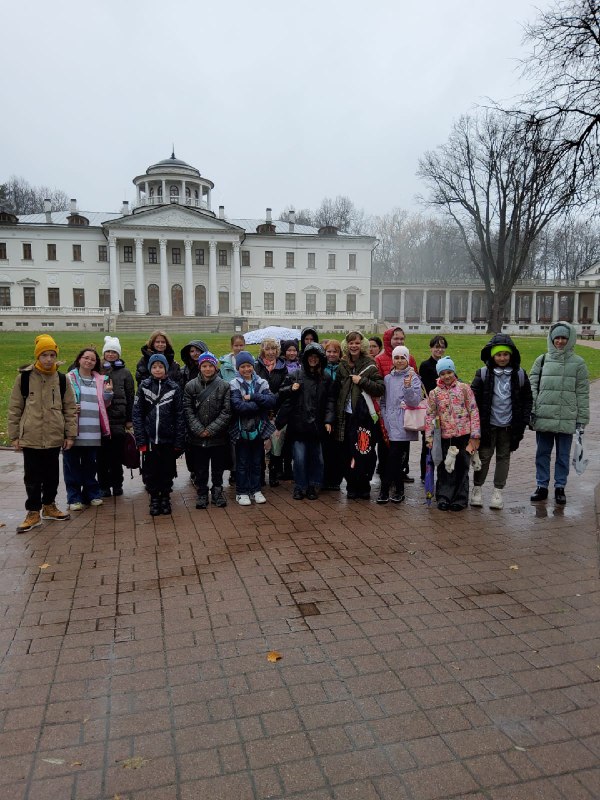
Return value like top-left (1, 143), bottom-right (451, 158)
top-left (2, 330), bottom-right (599, 445)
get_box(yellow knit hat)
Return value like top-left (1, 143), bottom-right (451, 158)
top-left (34, 334), bottom-right (58, 359)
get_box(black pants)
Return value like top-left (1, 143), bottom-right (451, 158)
top-left (142, 445), bottom-right (176, 495)
top-left (382, 441), bottom-right (409, 493)
top-left (23, 447), bottom-right (61, 511)
top-left (436, 434), bottom-right (471, 508)
top-left (192, 445), bottom-right (228, 494)
top-left (97, 433), bottom-right (125, 491)
top-left (322, 435), bottom-right (344, 488)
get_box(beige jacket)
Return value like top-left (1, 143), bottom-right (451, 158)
top-left (8, 365), bottom-right (78, 448)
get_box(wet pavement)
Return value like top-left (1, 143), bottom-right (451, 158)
top-left (0, 384), bottom-right (599, 800)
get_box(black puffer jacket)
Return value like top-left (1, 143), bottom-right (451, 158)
top-left (183, 373), bottom-right (231, 448)
top-left (254, 357), bottom-right (289, 401)
top-left (102, 360), bottom-right (135, 436)
top-left (180, 339), bottom-right (208, 385)
top-left (471, 333), bottom-right (533, 452)
top-left (276, 344), bottom-right (335, 441)
top-left (133, 376), bottom-right (185, 449)
top-left (135, 345), bottom-right (182, 386)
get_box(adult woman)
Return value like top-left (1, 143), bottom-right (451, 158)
top-left (64, 348), bottom-right (113, 510)
top-left (135, 330), bottom-right (181, 386)
top-left (255, 338), bottom-right (288, 485)
top-left (335, 332), bottom-right (384, 499)
top-left (322, 339), bottom-right (343, 490)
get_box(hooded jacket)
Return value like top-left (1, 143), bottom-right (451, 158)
top-left (180, 339), bottom-right (208, 385)
top-left (276, 343), bottom-right (335, 440)
top-left (183, 372), bottom-right (231, 448)
top-left (300, 327), bottom-right (319, 351)
top-left (471, 333), bottom-right (532, 451)
top-left (135, 344), bottom-right (182, 386)
top-left (219, 352), bottom-right (238, 383)
top-left (425, 375), bottom-right (481, 443)
top-left (376, 328), bottom-right (418, 377)
top-left (280, 339), bottom-right (301, 373)
top-left (229, 372), bottom-right (277, 443)
top-left (102, 359), bottom-right (135, 436)
top-left (530, 322), bottom-right (589, 434)
top-left (380, 366), bottom-right (423, 442)
top-left (335, 336), bottom-right (385, 442)
top-left (8, 364), bottom-right (78, 448)
top-left (133, 376), bottom-right (185, 449)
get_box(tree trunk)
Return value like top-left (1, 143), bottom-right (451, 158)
top-left (487, 295), bottom-right (506, 334)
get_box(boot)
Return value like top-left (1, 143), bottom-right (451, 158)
top-left (196, 493), bottom-right (209, 509)
top-left (160, 493), bottom-right (172, 515)
top-left (211, 486), bottom-right (227, 508)
top-left (41, 503), bottom-right (70, 521)
top-left (530, 486), bottom-right (548, 502)
top-left (269, 455), bottom-right (281, 487)
top-left (17, 510), bottom-right (42, 533)
top-left (149, 493), bottom-right (161, 516)
top-left (555, 487), bottom-right (566, 506)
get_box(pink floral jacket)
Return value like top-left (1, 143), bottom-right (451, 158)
top-left (425, 377), bottom-right (481, 443)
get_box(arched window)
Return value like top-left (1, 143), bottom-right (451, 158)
top-left (170, 185), bottom-right (179, 198)
top-left (185, 187), bottom-right (191, 198)
top-left (171, 284), bottom-right (183, 316)
top-left (147, 284), bottom-right (159, 314)
top-left (149, 187), bottom-right (154, 197)
top-left (195, 285), bottom-right (206, 316)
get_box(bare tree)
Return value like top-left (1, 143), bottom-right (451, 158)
top-left (312, 195), bottom-right (367, 233)
top-left (0, 176), bottom-right (69, 214)
top-left (528, 216), bottom-right (600, 281)
top-left (418, 110), bottom-right (584, 332)
top-left (278, 206), bottom-right (314, 226)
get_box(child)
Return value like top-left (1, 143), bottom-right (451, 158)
top-left (419, 335), bottom-right (449, 480)
top-left (135, 330), bottom-right (182, 386)
top-left (97, 336), bottom-right (135, 498)
top-left (471, 335), bottom-right (532, 509)
top-left (183, 351), bottom-right (231, 509)
top-left (379, 346), bottom-right (423, 504)
top-left (219, 334), bottom-right (246, 383)
top-left (279, 339), bottom-right (301, 478)
top-left (425, 356), bottom-right (480, 511)
top-left (322, 339), bottom-right (344, 491)
top-left (180, 339), bottom-right (208, 385)
top-left (133, 353), bottom-right (185, 516)
top-left (8, 334), bottom-right (77, 533)
top-left (276, 343), bottom-right (335, 500)
top-left (229, 351), bottom-right (276, 506)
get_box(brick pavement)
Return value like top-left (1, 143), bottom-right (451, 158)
top-left (1, 384), bottom-right (599, 800)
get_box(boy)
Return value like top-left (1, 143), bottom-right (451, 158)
top-left (229, 352), bottom-right (276, 505)
top-left (183, 351), bottom-right (231, 509)
top-left (471, 335), bottom-right (532, 509)
top-left (8, 334), bottom-right (77, 533)
top-left (133, 353), bottom-right (185, 516)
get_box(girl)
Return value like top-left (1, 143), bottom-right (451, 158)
top-left (368, 336), bottom-right (383, 358)
top-left (322, 339), bottom-right (343, 490)
top-left (135, 330), bottom-right (182, 386)
top-left (219, 334), bottom-right (246, 383)
top-left (180, 339), bottom-right (208, 385)
top-left (254, 338), bottom-right (288, 486)
top-left (419, 335), bottom-right (449, 481)
top-left (64, 348), bottom-right (113, 510)
top-left (425, 357), bottom-right (480, 512)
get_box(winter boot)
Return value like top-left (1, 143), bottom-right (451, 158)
top-left (211, 486), bottom-right (227, 508)
top-left (268, 455), bottom-right (280, 487)
top-left (41, 503), bottom-right (70, 521)
top-left (530, 486), bottom-right (548, 502)
top-left (149, 493), bottom-right (162, 516)
top-left (489, 488), bottom-right (504, 509)
top-left (196, 493), bottom-right (209, 509)
top-left (17, 510), bottom-right (42, 533)
top-left (160, 493), bottom-right (172, 515)
top-left (555, 487), bottom-right (566, 506)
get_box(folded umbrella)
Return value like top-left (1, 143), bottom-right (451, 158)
top-left (424, 451), bottom-right (435, 506)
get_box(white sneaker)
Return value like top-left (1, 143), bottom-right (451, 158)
top-left (236, 494), bottom-right (251, 506)
top-left (489, 488), bottom-right (504, 509)
top-left (444, 446), bottom-right (459, 473)
top-left (470, 486), bottom-right (483, 507)
top-left (90, 498), bottom-right (103, 507)
top-left (69, 502), bottom-right (84, 511)
top-left (252, 491), bottom-right (267, 504)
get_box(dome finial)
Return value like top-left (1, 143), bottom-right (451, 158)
top-left (171, 144), bottom-right (176, 159)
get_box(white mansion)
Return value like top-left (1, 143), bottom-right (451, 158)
top-left (0, 153), bottom-right (376, 333)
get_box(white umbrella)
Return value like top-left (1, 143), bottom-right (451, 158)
top-left (244, 325), bottom-right (301, 345)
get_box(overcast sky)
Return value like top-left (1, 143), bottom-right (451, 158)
top-left (2, 0), bottom-right (554, 219)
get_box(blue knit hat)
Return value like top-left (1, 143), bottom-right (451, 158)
top-left (436, 356), bottom-right (456, 375)
top-left (236, 350), bottom-right (255, 368)
top-left (198, 351), bottom-right (218, 367)
top-left (148, 353), bottom-right (169, 372)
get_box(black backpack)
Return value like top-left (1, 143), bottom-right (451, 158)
top-left (20, 370), bottom-right (67, 400)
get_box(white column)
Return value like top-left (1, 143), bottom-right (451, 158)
top-left (378, 290), bottom-right (382, 320)
top-left (444, 290), bottom-right (450, 324)
top-left (135, 237), bottom-right (145, 315)
top-left (421, 290), bottom-right (428, 324)
top-left (207, 188), bottom-right (211, 210)
top-left (593, 291), bottom-right (599, 325)
top-left (108, 235), bottom-right (120, 314)
top-left (574, 290), bottom-right (580, 323)
top-left (159, 238), bottom-right (170, 316)
top-left (532, 291), bottom-right (538, 323)
top-left (208, 241), bottom-right (218, 316)
top-left (184, 239), bottom-right (194, 317)
top-left (232, 242), bottom-right (241, 315)
top-left (181, 181), bottom-right (186, 205)
top-left (136, 186), bottom-right (141, 206)
top-left (552, 290), bottom-right (560, 322)
top-left (161, 180), bottom-right (166, 201)
top-left (144, 181), bottom-right (149, 197)
top-left (399, 288), bottom-right (405, 324)
top-left (467, 290), bottom-right (473, 325)
top-left (509, 291), bottom-right (516, 324)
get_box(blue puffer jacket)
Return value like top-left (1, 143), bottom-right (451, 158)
top-left (133, 376), bottom-right (185, 449)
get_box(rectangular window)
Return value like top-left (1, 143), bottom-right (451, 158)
top-left (285, 293), bottom-right (296, 312)
top-left (72, 244), bottom-right (82, 261)
top-left (219, 249), bottom-right (228, 266)
top-left (306, 293), bottom-right (316, 313)
top-left (346, 293), bottom-right (357, 312)
top-left (326, 293), bottom-right (337, 312)
top-left (73, 288), bottom-right (85, 308)
top-left (23, 286), bottom-right (36, 306)
top-left (241, 291), bottom-right (251, 311)
top-left (0, 286), bottom-right (10, 306)
top-left (171, 247), bottom-right (181, 265)
top-left (148, 246), bottom-right (158, 264)
top-left (328, 253), bottom-right (336, 270)
top-left (195, 248), bottom-right (204, 265)
top-left (265, 250), bottom-right (273, 268)
top-left (98, 244), bottom-right (107, 262)
top-left (264, 292), bottom-right (274, 311)
top-left (23, 243), bottom-right (32, 260)
top-left (241, 249), bottom-right (250, 267)
top-left (348, 253), bottom-right (357, 271)
top-left (0, 243), bottom-right (7, 259)
top-left (307, 252), bottom-right (315, 269)
top-left (47, 243), bottom-right (57, 261)
top-left (218, 290), bottom-right (230, 313)
top-left (286, 252), bottom-right (295, 268)
top-left (48, 288), bottom-right (60, 306)
top-left (98, 289), bottom-right (110, 308)
top-left (123, 245), bottom-right (133, 263)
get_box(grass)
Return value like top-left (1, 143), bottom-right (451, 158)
top-left (2, 330), bottom-right (599, 445)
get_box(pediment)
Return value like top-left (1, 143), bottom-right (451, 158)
top-left (105, 205), bottom-right (244, 234)
top-left (578, 261), bottom-right (600, 277)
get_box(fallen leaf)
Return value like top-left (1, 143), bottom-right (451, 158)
top-left (42, 758), bottom-right (65, 765)
top-left (408, 550), bottom-right (416, 555)
top-left (83, 717), bottom-right (89, 723)
top-left (70, 761), bottom-right (82, 767)
top-left (267, 651), bottom-right (282, 662)
top-left (514, 745), bottom-right (528, 752)
top-left (509, 565), bottom-right (519, 570)
top-left (121, 757), bottom-right (147, 770)
top-left (39, 563), bottom-right (51, 570)
top-left (0, 522), bottom-right (5, 528)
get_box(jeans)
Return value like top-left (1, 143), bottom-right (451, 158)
top-left (292, 439), bottom-right (324, 491)
top-left (474, 426), bottom-right (512, 489)
top-left (235, 438), bottom-right (263, 495)
top-left (63, 446), bottom-right (101, 504)
top-left (535, 431), bottom-right (573, 488)
top-left (23, 447), bottom-right (61, 511)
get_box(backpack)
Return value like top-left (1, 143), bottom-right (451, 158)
top-left (479, 366), bottom-right (525, 387)
top-left (21, 370), bottom-right (67, 400)
top-left (122, 430), bottom-right (141, 470)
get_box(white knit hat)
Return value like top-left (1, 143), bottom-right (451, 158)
top-left (103, 335), bottom-right (122, 356)
top-left (392, 345), bottom-right (410, 361)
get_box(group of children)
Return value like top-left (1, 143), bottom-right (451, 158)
top-left (7, 321), bottom-right (589, 530)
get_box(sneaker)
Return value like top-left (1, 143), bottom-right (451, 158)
top-left (530, 486), bottom-right (548, 502)
top-left (16, 510), bottom-right (42, 533)
top-left (376, 490), bottom-right (390, 504)
top-left (293, 487), bottom-right (305, 500)
top-left (470, 486), bottom-right (483, 507)
top-left (236, 494), bottom-right (251, 506)
top-left (489, 488), bottom-right (504, 509)
top-left (390, 492), bottom-right (405, 503)
top-left (252, 491), bottom-right (267, 504)
top-left (211, 487), bottom-right (227, 508)
top-left (68, 502), bottom-right (84, 511)
top-left (196, 494), bottom-right (209, 510)
top-left (306, 487), bottom-right (318, 500)
top-left (41, 503), bottom-right (70, 521)
top-left (90, 498), bottom-right (103, 507)
top-left (99, 488), bottom-right (112, 498)
top-left (555, 487), bottom-right (566, 506)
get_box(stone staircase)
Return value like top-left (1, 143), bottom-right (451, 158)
top-left (113, 315), bottom-right (239, 333)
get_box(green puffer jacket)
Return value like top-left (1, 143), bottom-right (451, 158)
top-left (530, 322), bottom-right (589, 434)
